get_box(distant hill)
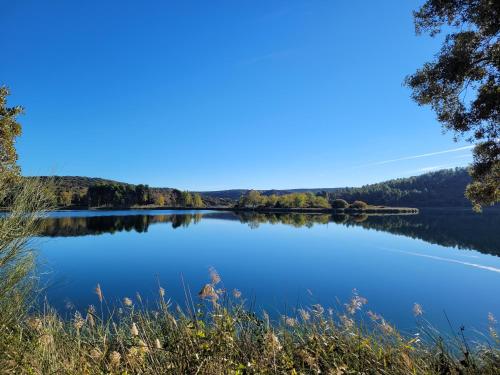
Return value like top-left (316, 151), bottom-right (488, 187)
top-left (39, 168), bottom-right (476, 208)
top-left (199, 168), bottom-right (474, 208)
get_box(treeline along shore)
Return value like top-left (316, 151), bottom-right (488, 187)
top-left (34, 168), bottom-right (477, 213)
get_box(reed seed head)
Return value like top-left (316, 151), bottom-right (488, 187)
top-left (209, 267), bottom-right (221, 285)
top-left (131, 322), bottom-right (139, 336)
top-left (299, 309), bottom-right (310, 322)
top-left (199, 284), bottom-right (218, 300)
top-left (155, 338), bottom-right (162, 349)
top-left (345, 290), bottom-right (367, 315)
top-left (109, 351), bottom-right (121, 367)
top-left (73, 311), bottom-right (85, 331)
top-left (413, 303), bottom-right (423, 317)
top-left (95, 283), bottom-right (103, 302)
top-left (488, 312), bottom-right (497, 325)
top-left (90, 348), bottom-right (102, 360)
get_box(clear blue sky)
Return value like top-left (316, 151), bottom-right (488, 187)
top-left (2, 0), bottom-right (473, 190)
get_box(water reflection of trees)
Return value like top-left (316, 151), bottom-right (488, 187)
top-left (213, 210), bottom-right (500, 256)
top-left (39, 209), bottom-right (500, 256)
top-left (40, 213), bottom-right (203, 237)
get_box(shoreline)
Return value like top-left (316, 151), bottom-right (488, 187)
top-left (52, 205), bottom-right (420, 214)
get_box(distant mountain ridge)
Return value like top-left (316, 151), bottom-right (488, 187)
top-left (39, 168), bottom-right (478, 208)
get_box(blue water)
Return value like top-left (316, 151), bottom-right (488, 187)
top-left (36, 209), bottom-right (500, 334)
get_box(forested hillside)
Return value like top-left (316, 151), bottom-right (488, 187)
top-left (202, 168), bottom-right (474, 208)
top-left (36, 176), bottom-right (217, 208)
top-left (327, 168), bottom-right (472, 208)
top-left (39, 168), bottom-right (476, 209)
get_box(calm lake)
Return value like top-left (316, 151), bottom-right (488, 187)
top-left (36, 208), bottom-right (500, 333)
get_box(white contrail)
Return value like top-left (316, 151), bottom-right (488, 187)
top-left (366, 145), bottom-right (474, 166)
top-left (378, 247), bottom-right (500, 274)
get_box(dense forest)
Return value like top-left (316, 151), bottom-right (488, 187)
top-left (40, 168), bottom-right (477, 209)
top-left (39, 176), bottom-right (209, 209)
top-left (204, 168), bottom-right (475, 208)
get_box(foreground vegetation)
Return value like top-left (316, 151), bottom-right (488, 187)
top-left (1, 273), bottom-right (500, 374)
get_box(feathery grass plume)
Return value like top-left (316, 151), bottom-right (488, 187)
top-left (380, 319), bottom-right (395, 335)
top-left (265, 332), bottom-right (282, 352)
top-left (131, 322), bottom-right (139, 336)
top-left (26, 317), bottom-right (43, 331)
top-left (108, 351), bottom-right (121, 367)
top-left (89, 348), bottom-right (102, 361)
top-left (73, 311), bottom-right (84, 331)
top-left (86, 305), bottom-right (96, 328)
top-left (95, 283), bottom-right (103, 303)
top-left (263, 310), bottom-right (270, 328)
top-left (209, 266), bottom-right (221, 285)
top-left (367, 310), bottom-right (382, 321)
top-left (413, 303), bottom-right (424, 317)
top-left (298, 308), bottom-right (310, 322)
top-left (155, 338), bottom-right (162, 349)
top-left (284, 316), bottom-right (297, 327)
top-left (199, 283), bottom-right (218, 301)
top-left (345, 289), bottom-right (367, 315)
top-left (86, 311), bottom-right (95, 328)
top-left (38, 332), bottom-right (55, 347)
top-left (340, 314), bottom-right (354, 329)
top-left (312, 303), bottom-right (324, 317)
top-left (488, 312), bottom-right (497, 325)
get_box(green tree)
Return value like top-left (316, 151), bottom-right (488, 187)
top-left (267, 194), bottom-right (279, 207)
top-left (193, 193), bottom-right (204, 208)
top-left (246, 190), bottom-right (263, 208)
top-left (154, 194), bottom-right (166, 206)
top-left (181, 191), bottom-right (193, 207)
top-left (0, 86), bottom-right (23, 180)
top-left (312, 195), bottom-right (330, 208)
top-left (405, 0), bottom-right (499, 209)
top-left (293, 193), bottom-right (307, 208)
top-left (331, 199), bottom-right (349, 209)
top-left (59, 191), bottom-right (73, 207)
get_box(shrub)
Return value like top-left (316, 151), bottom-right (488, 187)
top-left (350, 200), bottom-right (368, 209)
top-left (331, 199), bottom-right (349, 209)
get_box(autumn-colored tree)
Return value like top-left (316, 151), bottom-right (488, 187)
top-left (267, 194), bottom-right (279, 207)
top-left (193, 193), bottom-right (204, 208)
top-left (154, 194), bottom-right (166, 206)
top-left (247, 190), bottom-right (263, 208)
top-left (181, 191), bottom-right (193, 207)
top-left (0, 86), bottom-right (23, 180)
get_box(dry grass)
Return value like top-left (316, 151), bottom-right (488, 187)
top-left (0, 274), bottom-right (499, 375)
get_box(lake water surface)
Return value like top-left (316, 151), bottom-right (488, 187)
top-left (36, 209), bottom-right (500, 334)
